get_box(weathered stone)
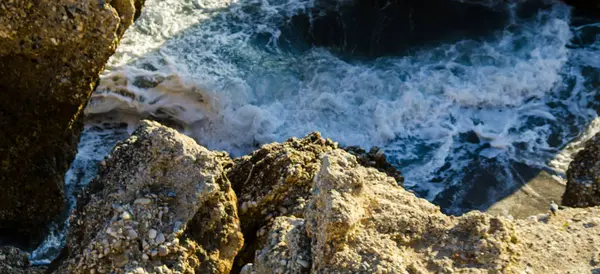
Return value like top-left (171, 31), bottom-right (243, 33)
top-left (240, 217), bottom-right (311, 274)
top-left (563, 132), bottom-right (600, 207)
top-left (0, 246), bottom-right (45, 274)
top-left (343, 145), bottom-right (404, 186)
top-left (227, 133), bottom-right (337, 271)
top-left (55, 121), bottom-right (243, 274)
top-left (247, 149), bottom-right (600, 273)
top-left (0, 0), bottom-right (142, 246)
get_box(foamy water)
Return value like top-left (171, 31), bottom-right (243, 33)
top-left (31, 0), bottom-right (600, 263)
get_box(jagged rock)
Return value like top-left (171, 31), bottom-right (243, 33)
top-left (55, 121), bottom-right (243, 274)
top-left (343, 146), bottom-right (404, 185)
top-left (240, 217), bottom-right (311, 274)
top-left (227, 133), bottom-right (337, 270)
top-left (0, 246), bottom-right (45, 274)
top-left (562, 132), bottom-right (600, 207)
top-left (244, 149), bottom-right (600, 273)
top-left (0, 0), bottom-right (142, 246)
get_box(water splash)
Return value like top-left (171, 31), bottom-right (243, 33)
top-left (30, 0), bottom-right (600, 263)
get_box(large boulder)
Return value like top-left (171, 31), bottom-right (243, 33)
top-left (562, 132), bottom-right (600, 207)
top-left (0, 0), bottom-right (143, 246)
top-left (244, 149), bottom-right (600, 273)
top-left (55, 121), bottom-right (243, 274)
top-left (226, 133), bottom-right (337, 271)
top-left (227, 134), bottom-right (404, 271)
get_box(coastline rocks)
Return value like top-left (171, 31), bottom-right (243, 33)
top-left (240, 217), bottom-right (311, 274)
top-left (305, 150), bottom-right (518, 273)
top-left (0, 0), bottom-right (142, 246)
top-left (226, 133), bottom-right (337, 270)
top-left (55, 121), bottom-right (243, 274)
top-left (343, 146), bottom-right (404, 185)
top-left (0, 247), bottom-right (45, 274)
top-left (562, 132), bottom-right (600, 207)
top-left (243, 149), bottom-right (600, 273)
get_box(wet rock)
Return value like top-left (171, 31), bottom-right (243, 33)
top-left (0, 0), bottom-right (142, 246)
top-left (562, 0), bottom-right (600, 17)
top-left (246, 149), bottom-right (600, 273)
top-left (0, 246), bottom-right (45, 274)
top-left (563, 132), bottom-right (600, 207)
top-left (227, 132), bottom-right (337, 271)
top-left (287, 0), bottom-right (510, 57)
top-left (55, 121), bottom-right (243, 274)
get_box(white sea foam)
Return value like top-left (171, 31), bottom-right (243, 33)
top-left (85, 0), bottom-right (592, 194)
top-left (31, 0), bottom-right (600, 262)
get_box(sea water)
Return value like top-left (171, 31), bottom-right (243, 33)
top-left (31, 0), bottom-right (600, 263)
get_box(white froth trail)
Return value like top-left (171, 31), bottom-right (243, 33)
top-left (31, 0), bottom-right (600, 262)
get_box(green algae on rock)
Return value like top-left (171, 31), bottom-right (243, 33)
top-left (0, 0), bottom-right (143, 246)
top-left (55, 121), bottom-right (243, 274)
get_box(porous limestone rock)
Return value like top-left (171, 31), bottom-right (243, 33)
top-left (227, 133), bottom-right (337, 270)
top-left (244, 149), bottom-right (600, 273)
top-left (55, 120), bottom-right (243, 274)
top-left (0, 246), bottom-right (45, 274)
top-left (239, 217), bottom-right (311, 274)
top-left (0, 0), bottom-right (142, 246)
top-left (343, 145), bottom-right (404, 185)
top-left (305, 150), bottom-right (519, 273)
top-left (562, 132), bottom-right (600, 207)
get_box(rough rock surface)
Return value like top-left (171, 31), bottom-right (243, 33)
top-left (0, 0), bottom-right (142, 246)
top-left (344, 146), bottom-right (404, 185)
top-left (55, 121), bottom-right (243, 274)
top-left (239, 217), bottom-right (311, 274)
top-left (227, 133), bottom-right (337, 271)
top-left (244, 149), bottom-right (600, 273)
top-left (0, 246), bottom-right (45, 274)
top-left (562, 132), bottom-right (600, 207)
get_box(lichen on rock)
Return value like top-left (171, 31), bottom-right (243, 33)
top-left (55, 120), bottom-right (243, 274)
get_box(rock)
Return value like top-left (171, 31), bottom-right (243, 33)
top-left (343, 145), bottom-right (404, 186)
top-left (246, 149), bottom-right (600, 273)
top-left (158, 245), bottom-right (168, 257)
top-left (55, 121), bottom-right (243, 274)
top-left (486, 170), bottom-right (565, 219)
top-left (563, 132), bottom-right (600, 207)
top-left (240, 217), bottom-right (311, 274)
top-left (0, 0), bottom-right (142, 246)
top-left (227, 133), bottom-right (337, 270)
top-left (155, 233), bottom-right (165, 244)
top-left (0, 246), bottom-right (45, 274)
top-left (148, 229), bottom-right (157, 240)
